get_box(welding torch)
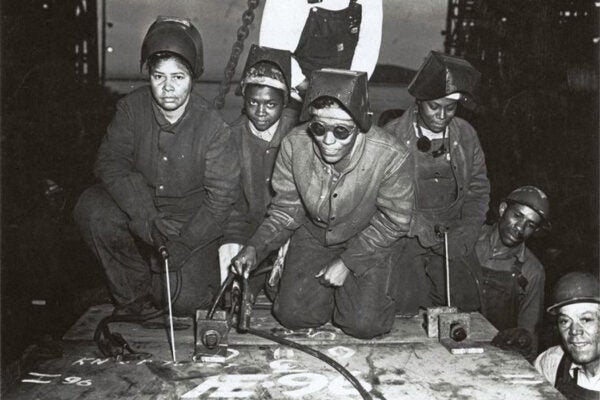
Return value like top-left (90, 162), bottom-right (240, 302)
top-left (152, 233), bottom-right (178, 364)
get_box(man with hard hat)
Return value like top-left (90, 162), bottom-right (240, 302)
top-left (450, 186), bottom-right (550, 360)
top-left (535, 272), bottom-right (600, 398)
top-left (384, 51), bottom-right (490, 313)
top-left (232, 68), bottom-right (414, 339)
top-left (74, 17), bottom-right (240, 316)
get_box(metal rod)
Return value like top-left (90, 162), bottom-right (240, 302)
top-left (444, 231), bottom-right (451, 307)
top-left (164, 258), bottom-right (177, 363)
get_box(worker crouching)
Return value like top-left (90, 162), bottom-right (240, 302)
top-left (74, 17), bottom-right (240, 316)
top-left (232, 69), bottom-right (414, 339)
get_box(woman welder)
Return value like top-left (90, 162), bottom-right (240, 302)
top-left (384, 51), bottom-right (490, 314)
top-left (74, 17), bottom-right (240, 316)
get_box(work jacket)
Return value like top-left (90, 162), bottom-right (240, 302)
top-left (95, 85), bottom-right (240, 251)
top-left (384, 104), bottom-right (490, 249)
top-left (247, 123), bottom-right (414, 276)
top-left (223, 109), bottom-right (298, 244)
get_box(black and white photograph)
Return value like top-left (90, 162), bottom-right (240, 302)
top-left (1, 1), bottom-right (598, 398)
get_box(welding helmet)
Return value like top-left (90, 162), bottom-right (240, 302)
top-left (300, 68), bottom-right (372, 132)
top-left (408, 51), bottom-right (481, 110)
top-left (547, 272), bottom-right (600, 314)
top-left (237, 45), bottom-right (292, 101)
top-left (141, 16), bottom-right (204, 77)
top-left (506, 185), bottom-right (551, 229)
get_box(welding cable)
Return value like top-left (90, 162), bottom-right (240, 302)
top-left (93, 269), bottom-right (183, 357)
top-left (246, 327), bottom-right (373, 400)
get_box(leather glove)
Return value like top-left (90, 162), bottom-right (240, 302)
top-left (231, 245), bottom-right (257, 278)
top-left (128, 218), bottom-right (155, 246)
top-left (491, 327), bottom-right (533, 358)
top-left (432, 222), bottom-right (478, 260)
top-left (162, 240), bottom-right (192, 271)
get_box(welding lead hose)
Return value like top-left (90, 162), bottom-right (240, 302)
top-left (246, 327), bottom-right (373, 400)
top-left (205, 270), bottom-right (373, 400)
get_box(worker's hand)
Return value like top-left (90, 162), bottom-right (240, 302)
top-left (164, 240), bottom-right (192, 271)
top-left (153, 217), bottom-right (184, 238)
top-left (231, 245), bottom-right (257, 278)
top-left (491, 327), bottom-right (533, 358)
top-left (315, 258), bottom-right (350, 287)
top-left (128, 218), bottom-right (155, 246)
top-left (432, 222), bottom-right (478, 260)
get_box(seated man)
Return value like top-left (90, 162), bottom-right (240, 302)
top-left (74, 17), bottom-right (240, 316)
top-left (451, 186), bottom-right (550, 360)
top-left (219, 45), bottom-right (298, 297)
top-left (232, 69), bottom-right (414, 339)
top-left (535, 272), bottom-right (600, 399)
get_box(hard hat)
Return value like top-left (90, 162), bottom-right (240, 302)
top-left (547, 272), bottom-right (600, 314)
top-left (237, 45), bottom-right (292, 100)
top-left (300, 68), bottom-right (372, 132)
top-left (408, 51), bottom-right (481, 110)
top-left (141, 16), bottom-right (204, 77)
top-left (506, 185), bottom-right (550, 229)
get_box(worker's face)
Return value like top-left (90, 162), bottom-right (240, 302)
top-left (557, 303), bottom-right (600, 368)
top-left (150, 58), bottom-right (193, 113)
top-left (497, 202), bottom-right (542, 247)
top-left (309, 106), bottom-right (358, 165)
top-left (417, 97), bottom-right (458, 133)
top-left (244, 85), bottom-right (285, 132)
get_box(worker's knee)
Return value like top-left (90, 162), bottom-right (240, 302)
top-left (74, 185), bottom-right (127, 238)
top-left (273, 296), bottom-right (331, 330)
top-left (336, 312), bottom-right (393, 339)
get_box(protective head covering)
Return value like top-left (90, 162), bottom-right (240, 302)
top-left (547, 272), bottom-right (600, 314)
top-left (505, 185), bottom-right (551, 229)
top-left (141, 16), bottom-right (204, 77)
top-left (238, 45), bottom-right (292, 101)
top-left (300, 68), bottom-right (372, 132)
top-left (408, 51), bottom-right (481, 110)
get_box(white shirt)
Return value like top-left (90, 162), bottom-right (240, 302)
top-left (535, 345), bottom-right (600, 391)
top-left (259, 0), bottom-right (383, 88)
top-left (248, 119), bottom-right (280, 143)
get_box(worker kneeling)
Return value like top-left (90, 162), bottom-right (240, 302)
top-left (232, 69), bottom-right (414, 339)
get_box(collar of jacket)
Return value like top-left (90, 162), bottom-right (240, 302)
top-left (481, 223), bottom-right (526, 263)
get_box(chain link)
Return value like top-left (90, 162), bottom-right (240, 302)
top-left (213, 0), bottom-right (260, 109)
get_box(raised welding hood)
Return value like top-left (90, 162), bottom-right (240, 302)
top-left (408, 51), bottom-right (481, 109)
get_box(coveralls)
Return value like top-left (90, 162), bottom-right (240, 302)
top-left (450, 224), bottom-right (545, 336)
top-left (385, 104), bottom-right (490, 313)
top-left (259, 0), bottom-right (382, 92)
top-left (247, 123), bottom-right (414, 339)
top-left (223, 110), bottom-right (298, 296)
top-left (74, 86), bottom-right (240, 315)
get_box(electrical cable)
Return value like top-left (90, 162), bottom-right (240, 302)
top-left (246, 327), bottom-right (373, 400)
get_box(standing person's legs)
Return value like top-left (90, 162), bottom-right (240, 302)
top-left (424, 250), bottom-right (446, 306)
top-left (73, 185), bottom-right (152, 310)
top-left (272, 226), bottom-right (340, 329)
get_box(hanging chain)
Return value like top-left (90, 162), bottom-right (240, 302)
top-left (213, 0), bottom-right (260, 110)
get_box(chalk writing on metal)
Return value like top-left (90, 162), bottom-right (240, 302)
top-left (327, 346), bottom-right (356, 359)
top-left (278, 373), bottom-right (328, 398)
top-left (181, 371), bottom-right (372, 399)
top-left (269, 359), bottom-right (308, 373)
top-left (21, 372), bottom-right (92, 387)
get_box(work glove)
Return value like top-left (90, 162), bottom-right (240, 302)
top-left (231, 245), bottom-right (257, 279)
top-left (219, 243), bottom-right (243, 283)
top-left (128, 218), bottom-right (155, 246)
top-left (491, 327), bottom-right (533, 359)
top-left (432, 222), bottom-right (478, 260)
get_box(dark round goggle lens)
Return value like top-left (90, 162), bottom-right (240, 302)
top-left (309, 122), bottom-right (353, 140)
